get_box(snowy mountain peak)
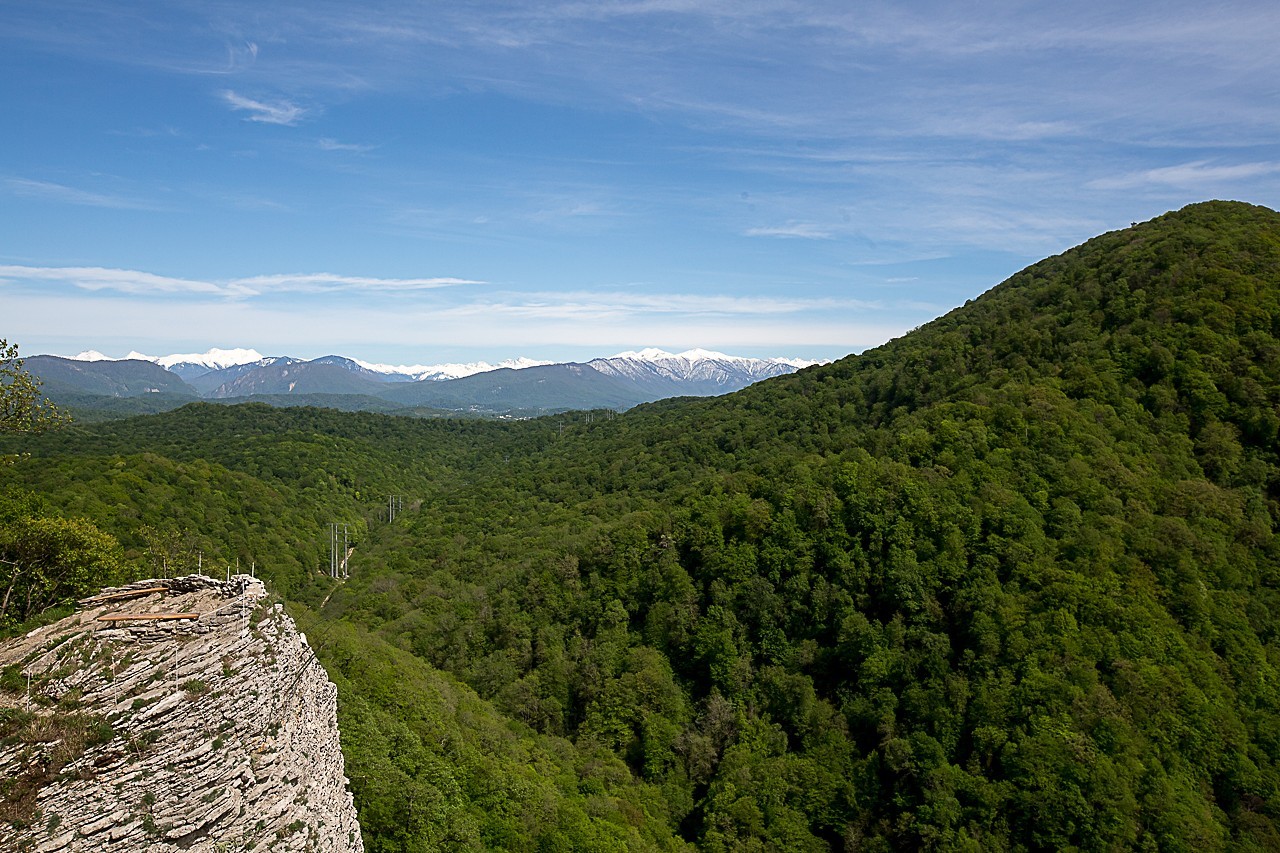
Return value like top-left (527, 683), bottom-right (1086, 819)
top-left (610, 348), bottom-right (679, 361)
top-left (354, 356), bottom-right (553, 381)
top-left (588, 348), bottom-right (822, 387)
top-left (768, 356), bottom-right (824, 369)
top-left (108, 347), bottom-right (268, 371)
top-left (675, 348), bottom-right (738, 362)
top-left (67, 350), bottom-right (114, 362)
top-left (603, 348), bottom-right (819, 368)
top-left (143, 348), bottom-right (267, 370)
top-left (606, 348), bottom-right (751, 363)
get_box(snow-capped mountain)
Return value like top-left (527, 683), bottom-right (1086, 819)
top-left (145, 348), bottom-right (264, 370)
top-left (112, 348), bottom-right (271, 382)
top-left (589, 348), bottom-right (822, 389)
top-left (193, 357), bottom-right (302, 396)
top-left (27, 354), bottom-right (198, 398)
top-left (352, 356), bottom-right (553, 382)
top-left (67, 350), bottom-right (115, 362)
top-left (40, 346), bottom-right (826, 414)
top-left (123, 347), bottom-right (264, 370)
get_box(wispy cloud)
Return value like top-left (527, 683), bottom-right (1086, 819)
top-left (233, 40), bottom-right (259, 68)
top-left (221, 90), bottom-right (306, 125)
top-left (318, 137), bottom-right (375, 153)
top-left (235, 273), bottom-right (482, 293)
top-left (1086, 160), bottom-right (1280, 191)
top-left (0, 265), bottom-right (248, 297)
top-left (441, 290), bottom-right (869, 321)
top-left (4, 177), bottom-right (160, 210)
top-left (744, 223), bottom-right (832, 239)
top-left (0, 265), bottom-right (482, 298)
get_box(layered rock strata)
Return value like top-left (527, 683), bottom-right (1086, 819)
top-left (0, 575), bottom-right (363, 852)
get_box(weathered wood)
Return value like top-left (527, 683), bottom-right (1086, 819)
top-left (97, 612), bottom-right (199, 622)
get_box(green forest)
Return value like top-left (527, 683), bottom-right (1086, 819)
top-left (4, 200), bottom-right (1280, 850)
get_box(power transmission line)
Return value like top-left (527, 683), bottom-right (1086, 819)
top-left (328, 523), bottom-right (350, 579)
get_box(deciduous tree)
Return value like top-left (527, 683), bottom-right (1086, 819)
top-left (1, 338), bottom-right (65, 448)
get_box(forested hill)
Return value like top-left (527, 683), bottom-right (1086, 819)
top-left (801, 198), bottom-right (1278, 429)
top-left (606, 199), bottom-right (1280, 470)
top-left (5, 200), bottom-right (1280, 850)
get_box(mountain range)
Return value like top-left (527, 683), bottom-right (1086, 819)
top-left (26, 347), bottom-right (820, 417)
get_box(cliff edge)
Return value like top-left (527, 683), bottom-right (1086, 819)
top-left (0, 575), bottom-right (363, 852)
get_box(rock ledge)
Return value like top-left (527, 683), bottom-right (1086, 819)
top-left (0, 575), bottom-right (363, 852)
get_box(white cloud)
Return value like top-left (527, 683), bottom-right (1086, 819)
top-left (0, 265), bottom-right (482, 298)
top-left (234, 273), bottom-right (483, 293)
top-left (221, 90), bottom-right (306, 125)
top-left (1086, 160), bottom-right (1280, 191)
top-left (0, 265), bottom-right (248, 297)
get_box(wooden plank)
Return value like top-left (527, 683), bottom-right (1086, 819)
top-left (97, 612), bottom-right (199, 622)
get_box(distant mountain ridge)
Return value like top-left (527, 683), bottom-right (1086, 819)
top-left (32, 347), bottom-right (823, 416)
top-left (22, 355), bottom-right (197, 399)
top-left (588, 348), bottom-right (808, 395)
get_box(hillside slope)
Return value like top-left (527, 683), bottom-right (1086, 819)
top-left (380, 362), bottom-right (646, 411)
top-left (23, 356), bottom-right (197, 399)
top-left (210, 361), bottom-right (388, 399)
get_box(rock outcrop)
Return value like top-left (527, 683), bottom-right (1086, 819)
top-left (0, 575), bottom-right (363, 852)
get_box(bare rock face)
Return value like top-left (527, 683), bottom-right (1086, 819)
top-left (0, 575), bottom-right (363, 852)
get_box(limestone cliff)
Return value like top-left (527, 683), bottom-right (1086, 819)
top-left (0, 575), bottom-right (363, 852)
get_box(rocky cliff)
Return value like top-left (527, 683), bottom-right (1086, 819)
top-left (0, 575), bottom-right (363, 852)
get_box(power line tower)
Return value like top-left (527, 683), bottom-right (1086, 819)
top-left (387, 495), bottom-right (404, 523)
top-left (329, 523), bottom-right (350, 579)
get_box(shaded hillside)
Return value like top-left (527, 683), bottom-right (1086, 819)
top-left (184, 357), bottom-right (293, 395)
top-left (380, 362), bottom-right (654, 411)
top-left (209, 361), bottom-right (389, 398)
top-left (6, 201), bottom-right (1280, 850)
top-left (23, 356), bottom-right (197, 399)
top-left (294, 611), bottom-right (692, 851)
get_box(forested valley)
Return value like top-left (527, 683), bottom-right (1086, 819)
top-left (4, 200), bottom-right (1280, 851)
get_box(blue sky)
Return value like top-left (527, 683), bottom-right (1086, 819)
top-left (3, 1), bottom-right (1278, 364)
